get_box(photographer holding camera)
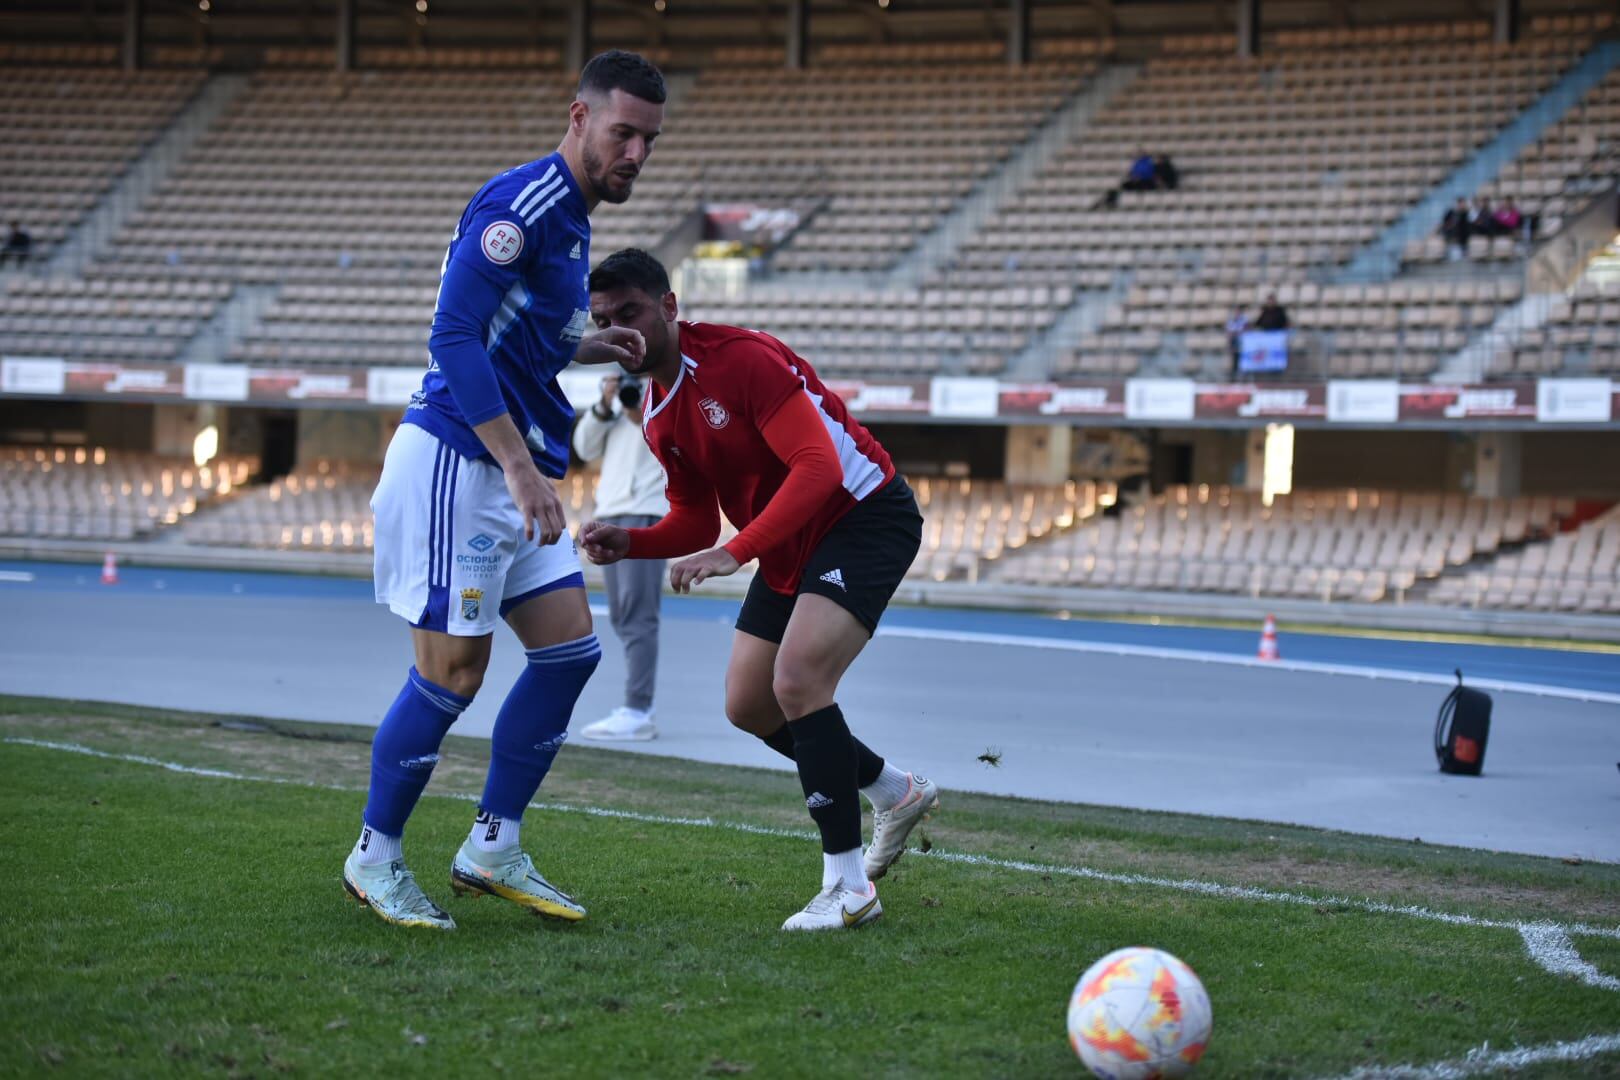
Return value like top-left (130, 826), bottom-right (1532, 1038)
top-left (572, 373), bottom-right (669, 740)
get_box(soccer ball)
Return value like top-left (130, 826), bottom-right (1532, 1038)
top-left (1067, 946), bottom-right (1212, 1079)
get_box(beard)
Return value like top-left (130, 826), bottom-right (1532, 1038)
top-left (582, 140), bottom-right (636, 205)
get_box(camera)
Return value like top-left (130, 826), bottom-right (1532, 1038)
top-left (618, 376), bottom-right (644, 411)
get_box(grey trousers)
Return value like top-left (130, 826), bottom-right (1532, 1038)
top-left (601, 514), bottom-right (663, 711)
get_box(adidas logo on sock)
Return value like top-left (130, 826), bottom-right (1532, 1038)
top-left (805, 791), bottom-right (834, 809)
top-left (818, 568), bottom-right (846, 591)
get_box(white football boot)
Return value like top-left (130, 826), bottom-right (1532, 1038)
top-left (864, 774), bottom-right (940, 881)
top-left (781, 879), bottom-right (882, 931)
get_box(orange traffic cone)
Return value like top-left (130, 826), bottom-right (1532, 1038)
top-left (100, 551), bottom-right (120, 585)
top-left (1257, 614), bottom-right (1279, 661)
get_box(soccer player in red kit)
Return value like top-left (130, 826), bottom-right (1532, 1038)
top-left (580, 249), bottom-right (939, 931)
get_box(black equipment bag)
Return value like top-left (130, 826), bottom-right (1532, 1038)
top-left (1435, 669), bottom-right (1491, 776)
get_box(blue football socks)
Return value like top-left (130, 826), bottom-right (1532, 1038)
top-left (358, 667), bottom-right (472, 858)
top-left (478, 634), bottom-right (602, 823)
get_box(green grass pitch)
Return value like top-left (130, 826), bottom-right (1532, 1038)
top-left (1, 696), bottom-right (1617, 1078)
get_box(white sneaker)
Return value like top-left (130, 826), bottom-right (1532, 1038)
top-left (864, 774), bottom-right (940, 881)
top-left (580, 706), bottom-right (656, 741)
top-left (781, 879), bottom-right (882, 932)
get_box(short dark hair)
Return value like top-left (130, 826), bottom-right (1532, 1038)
top-left (578, 50), bottom-right (666, 104)
top-left (590, 248), bottom-right (671, 298)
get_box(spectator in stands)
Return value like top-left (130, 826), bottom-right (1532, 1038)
top-left (572, 373), bottom-right (669, 742)
top-left (1152, 154), bottom-right (1179, 191)
top-left (1256, 292), bottom-right (1289, 331)
top-left (1493, 198), bottom-right (1524, 239)
top-left (1122, 149), bottom-right (1158, 192)
top-left (1440, 198), bottom-right (1470, 261)
top-left (1, 221), bottom-right (31, 264)
top-left (1469, 197), bottom-right (1500, 238)
top-left (1225, 306), bottom-right (1249, 374)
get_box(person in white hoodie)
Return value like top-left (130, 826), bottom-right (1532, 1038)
top-left (572, 372), bottom-right (669, 739)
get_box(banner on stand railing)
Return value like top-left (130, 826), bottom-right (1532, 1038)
top-left (822, 378), bottom-right (932, 414)
top-left (65, 362), bottom-right (183, 397)
top-left (1194, 383), bottom-right (1325, 420)
top-left (997, 382), bottom-right (1126, 417)
top-left (1535, 378), bottom-right (1614, 423)
top-left (183, 363), bottom-right (249, 402)
top-left (1124, 378), bottom-right (1196, 421)
top-left (6, 359), bottom-right (1619, 430)
top-left (1398, 382), bottom-right (1536, 421)
top-left (1326, 380), bottom-right (1399, 423)
top-left (247, 369), bottom-right (367, 403)
top-left (1, 356), bottom-right (66, 396)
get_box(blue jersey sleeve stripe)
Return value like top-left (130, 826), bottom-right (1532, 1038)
top-left (506, 164), bottom-right (558, 212)
top-left (518, 178), bottom-right (566, 222)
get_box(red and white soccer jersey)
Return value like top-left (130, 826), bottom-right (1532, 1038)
top-left (634, 321), bottom-right (895, 594)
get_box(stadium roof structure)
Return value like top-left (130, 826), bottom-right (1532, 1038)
top-left (3, 0), bottom-right (1610, 69)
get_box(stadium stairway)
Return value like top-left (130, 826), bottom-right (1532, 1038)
top-left (46, 73), bottom-right (250, 278)
top-left (1004, 269), bottom-right (1134, 378)
top-left (883, 64), bottom-right (1141, 291)
top-left (176, 283), bottom-right (280, 367)
top-left (1337, 38), bottom-right (1620, 283)
top-left (1432, 290), bottom-right (1556, 381)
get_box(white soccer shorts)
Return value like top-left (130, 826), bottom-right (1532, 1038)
top-left (372, 423), bottom-right (584, 636)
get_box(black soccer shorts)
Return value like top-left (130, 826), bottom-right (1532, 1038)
top-left (733, 475), bottom-right (923, 644)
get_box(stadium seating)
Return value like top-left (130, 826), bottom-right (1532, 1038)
top-left (950, 25), bottom-right (1587, 283)
top-left (0, 275), bottom-right (231, 364)
top-left (1494, 242), bottom-right (1620, 376)
top-left (985, 485), bottom-right (1569, 602)
top-left (0, 445), bottom-right (251, 541)
top-left (682, 51), bottom-right (1100, 275)
top-left (1426, 503), bottom-right (1620, 612)
top-left (5, 28), bottom-right (1607, 382)
top-left (1057, 277), bottom-right (1525, 378)
top-left (179, 462), bottom-right (737, 553)
top-left (908, 477), bottom-right (1102, 582)
top-left (923, 22), bottom-right (1592, 376)
top-left (67, 44), bottom-right (1097, 375)
top-left (1403, 25), bottom-right (1619, 266)
top-left (99, 69), bottom-right (586, 286)
top-left (0, 64), bottom-right (204, 262)
top-left (181, 462), bottom-right (380, 550)
top-left (679, 283), bottom-right (1075, 376)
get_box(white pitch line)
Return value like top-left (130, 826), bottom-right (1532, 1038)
top-left (11, 739), bottom-right (1617, 1080)
top-left (10, 735), bottom-right (1619, 944)
top-left (1320, 1030), bottom-right (1620, 1080)
top-left (911, 846), bottom-right (1620, 942)
top-left (875, 625), bottom-right (1620, 706)
top-left (0, 570), bottom-right (36, 583)
top-left (1519, 924), bottom-right (1620, 992)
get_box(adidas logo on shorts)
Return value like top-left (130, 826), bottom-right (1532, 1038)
top-left (819, 568), bottom-right (846, 591)
top-left (805, 791), bottom-right (834, 809)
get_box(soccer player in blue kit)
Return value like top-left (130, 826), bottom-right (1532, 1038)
top-left (342, 50), bottom-right (665, 930)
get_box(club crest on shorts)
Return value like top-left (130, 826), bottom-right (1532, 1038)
top-left (460, 587), bottom-right (484, 621)
top-left (699, 397), bottom-right (730, 429)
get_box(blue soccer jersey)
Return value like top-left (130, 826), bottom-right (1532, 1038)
top-left (405, 152), bottom-right (591, 479)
